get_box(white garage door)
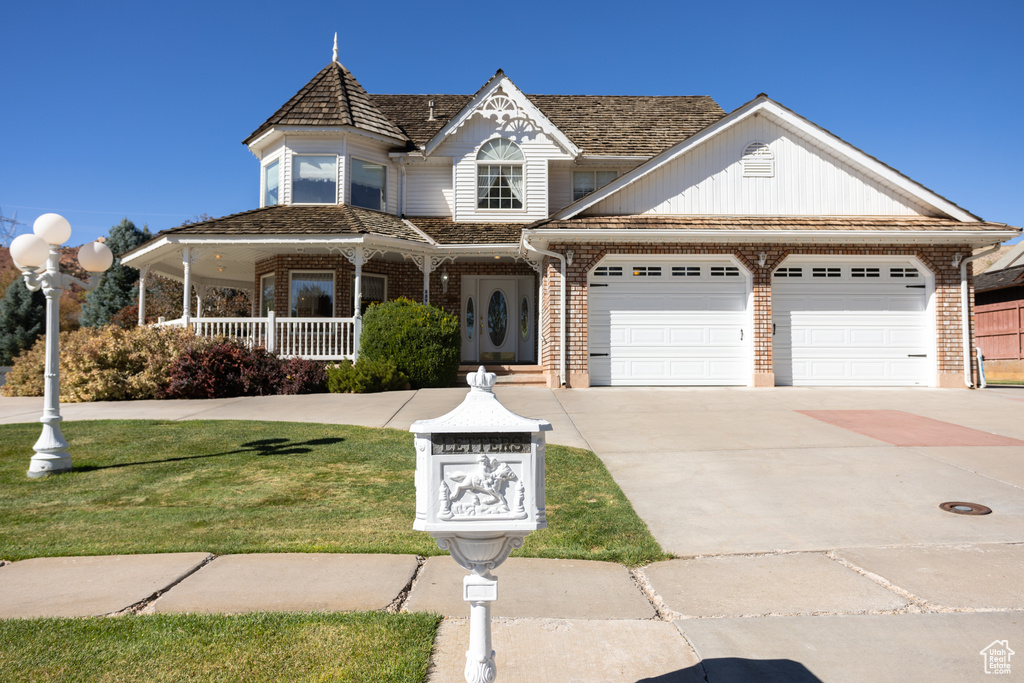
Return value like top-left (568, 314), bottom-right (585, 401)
top-left (588, 260), bottom-right (750, 386)
top-left (772, 263), bottom-right (931, 386)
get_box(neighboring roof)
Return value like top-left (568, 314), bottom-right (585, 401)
top-left (975, 264), bottom-right (1024, 292)
top-left (244, 62), bottom-right (408, 145)
top-left (371, 94), bottom-right (725, 156)
top-left (537, 215), bottom-right (1016, 232)
top-left (156, 205), bottom-right (430, 243)
top-left (408, 217), bottom-right (524, 244)
top-left (989, 241), bottom-right (1024, 271)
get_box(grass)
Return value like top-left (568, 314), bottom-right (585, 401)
top-left (0, 420), bottom-right (665, 566)
top-left (0, 611), bottom-right (440, 682)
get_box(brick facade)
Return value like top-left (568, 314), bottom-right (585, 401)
top-left (539, 242), bottom-right (976, 388)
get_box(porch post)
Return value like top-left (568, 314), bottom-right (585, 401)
top-left (422, 259), bottom-right (433, 304)
top-left (195, 283), bottom-right (205, 319)
top-left (266, 310), bottom-right (276, 353)
top-left (182, 247), bottom-right (192, 326)
top-left (137, 265), bottom-right (150, 326)
top-left (353, 246), bottom-right (363, 361)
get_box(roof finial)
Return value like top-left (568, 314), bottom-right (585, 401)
top-left (332, 33), bottom-right (338, 63)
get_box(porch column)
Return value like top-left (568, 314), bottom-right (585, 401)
top-left (420, 257), bottom-right (434, 304)
top-left (195, 283), bottom-right (205, 318)
top-left (182, 247), bottom-right (192, 325)
top-left (137, 265), bottom-right (150, 326)
top-left (353, 246), bottom-right (363, 361)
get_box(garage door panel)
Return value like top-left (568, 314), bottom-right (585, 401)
top-left (773, 265), bottom-right (929, 386)
top-left (589, 261), bottom-right (749, 386)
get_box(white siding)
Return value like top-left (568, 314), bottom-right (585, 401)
top-left (433, 114), bottom-right (573, 222)
top-left (549, 161), bottom-right (636, 213)
top-left (405, 159), bottom-right (454, 216)
top-left (586, 115), bottom-right (934, 217)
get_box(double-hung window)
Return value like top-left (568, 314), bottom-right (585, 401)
top-left (350, 159), bottom-right (387, 211)
top-left (477, 139), bottom-right (524, 210)
top-left (290, 272), bottom-right (334, 317)
top-left (292, 155), bottom-right (337, 204)
top-left (572, 170), bottom-right (617, 201)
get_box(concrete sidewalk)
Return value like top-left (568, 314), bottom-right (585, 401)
top-left (2, 386), bottom-right (1024, 680)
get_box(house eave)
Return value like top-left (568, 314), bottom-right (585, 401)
top-left (522, 228), bottom-right (1020, 248)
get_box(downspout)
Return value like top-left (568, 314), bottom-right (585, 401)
top-left (523, 237), bottom-right (567, 387)
top-left (960, 245), bottom-right (1000, 388)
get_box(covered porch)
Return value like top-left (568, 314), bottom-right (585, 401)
top-left (120, 206), bottom-right (545, 364)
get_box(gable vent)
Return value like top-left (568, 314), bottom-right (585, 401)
top-left (742, 142), bottom-right (774, 178)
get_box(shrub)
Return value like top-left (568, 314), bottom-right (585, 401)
top-left (358, 298), bottom-right (460, 389)
top-left (1, 325), bottom-right (202, 401)
top-left (326, 358), bottom-right (408, 394)
top-left (279, 358), bottom-right (328, 394)
top-left (163, 341), bottom-right (283, 399)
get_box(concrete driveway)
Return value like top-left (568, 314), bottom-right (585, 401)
top-left (3, 385), bottom-right (1024, 680)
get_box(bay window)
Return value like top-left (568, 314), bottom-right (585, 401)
top-left (351, 158), bottom-right (387, 211)
top-left (292, 155), bottom-right (337, 204)
top-left (290, 271), bottom-right (334, 317)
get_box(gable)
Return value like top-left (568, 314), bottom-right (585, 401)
top-left (584, 112), bottom-right (936, 217)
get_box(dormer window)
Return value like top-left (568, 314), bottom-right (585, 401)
top-left (292, 155), bottom-right (338, 204)
top-left (477, 138), bottom-right (524, 210)
top-left (351, 158), bottom-right (387, 212)
top-left (263, 159), bottom-right (280, 207)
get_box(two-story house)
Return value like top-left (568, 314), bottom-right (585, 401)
top-left (121, 44), bottom-right (1020, 388)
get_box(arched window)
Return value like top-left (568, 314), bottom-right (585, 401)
top-left (477, 138), bottom-right (524, 209)
top-left (742, 141), bottom-right (774, 177)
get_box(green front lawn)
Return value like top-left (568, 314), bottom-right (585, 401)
top-left (0, 612), bottom-right (440, 683)
top-left (0, 420), bottom-right (665, 566)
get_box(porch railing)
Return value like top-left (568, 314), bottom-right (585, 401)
top-left (156, 311), bottom-right (357, 361)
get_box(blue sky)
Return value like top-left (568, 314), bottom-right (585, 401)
top-left (2, 0), bottom-right (1021, 245)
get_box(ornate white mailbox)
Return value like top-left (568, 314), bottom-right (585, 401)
top-left (411, 366), bottom-right (551, 683)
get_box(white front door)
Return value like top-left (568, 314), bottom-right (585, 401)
top-left (588, 258), bottom-right (751, 386)
top-left (461, 276), bottom-right (535, 364)
top-left (772, 261), bottom-right (932, 386)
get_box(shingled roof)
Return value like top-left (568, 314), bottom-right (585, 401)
top-left (975, 264), bottom-right (1024, 292)
top-left (157, 205), bottom-right (429, 243)
top-left (244, 62), bottom-right (408, 145)
top-left (371, 94), bottom-right (725, 157)
top-left (408, 217), bottom-right (524, 244)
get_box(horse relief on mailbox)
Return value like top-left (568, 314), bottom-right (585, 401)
top-left (438, 453), bottom-right (528, 520)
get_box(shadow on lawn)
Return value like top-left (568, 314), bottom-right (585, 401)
top-left (75, 437), bottom-right (345, 471)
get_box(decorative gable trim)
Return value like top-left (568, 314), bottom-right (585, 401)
top-left (551, 95), bottom-right (980, 223)
top-left (423, 71), bottom-right (580, 158)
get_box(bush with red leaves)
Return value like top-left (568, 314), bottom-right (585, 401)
top-left (163, 341), bottom-right (284, 399)
top-left (278, 358), bottom-right (327, 395)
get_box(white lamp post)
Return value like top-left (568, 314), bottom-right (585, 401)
top-left (9, 213), bottom-right (113, 478)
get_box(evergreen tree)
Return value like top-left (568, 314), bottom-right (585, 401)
top-left (80, 218), bottom-right (151, 327)
top-left (0, 277), bottom-right (45, 365)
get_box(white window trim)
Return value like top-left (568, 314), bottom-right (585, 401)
top-left (289, 270), bottom-right (336, 317)
top-left (291, 154), bottom-right (340, 205)
top-left (475, 138), bottom-right (526, 213)
top-left (350, 157), bottom-right (388, 212)
top-left (261, 155), bottom-right (283, 208)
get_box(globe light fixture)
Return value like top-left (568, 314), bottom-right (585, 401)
top-left (15, 214), bottom-right (113, 478)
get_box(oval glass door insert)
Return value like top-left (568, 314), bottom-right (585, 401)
top-left (488, 290), bottom-right (508, 346)
top-left (466, 297), bottom-right (474, 339)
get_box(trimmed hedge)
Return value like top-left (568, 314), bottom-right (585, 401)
top-left (358, 298), bottom-right (460, 389)
top-left (326, 358), bottom-right (408, 394)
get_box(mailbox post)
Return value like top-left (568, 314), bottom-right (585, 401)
top-left (411, 366), bottom-right (551, 683)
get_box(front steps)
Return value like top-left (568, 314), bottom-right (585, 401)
top-left (457, 364), bottom-right (548, 387)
